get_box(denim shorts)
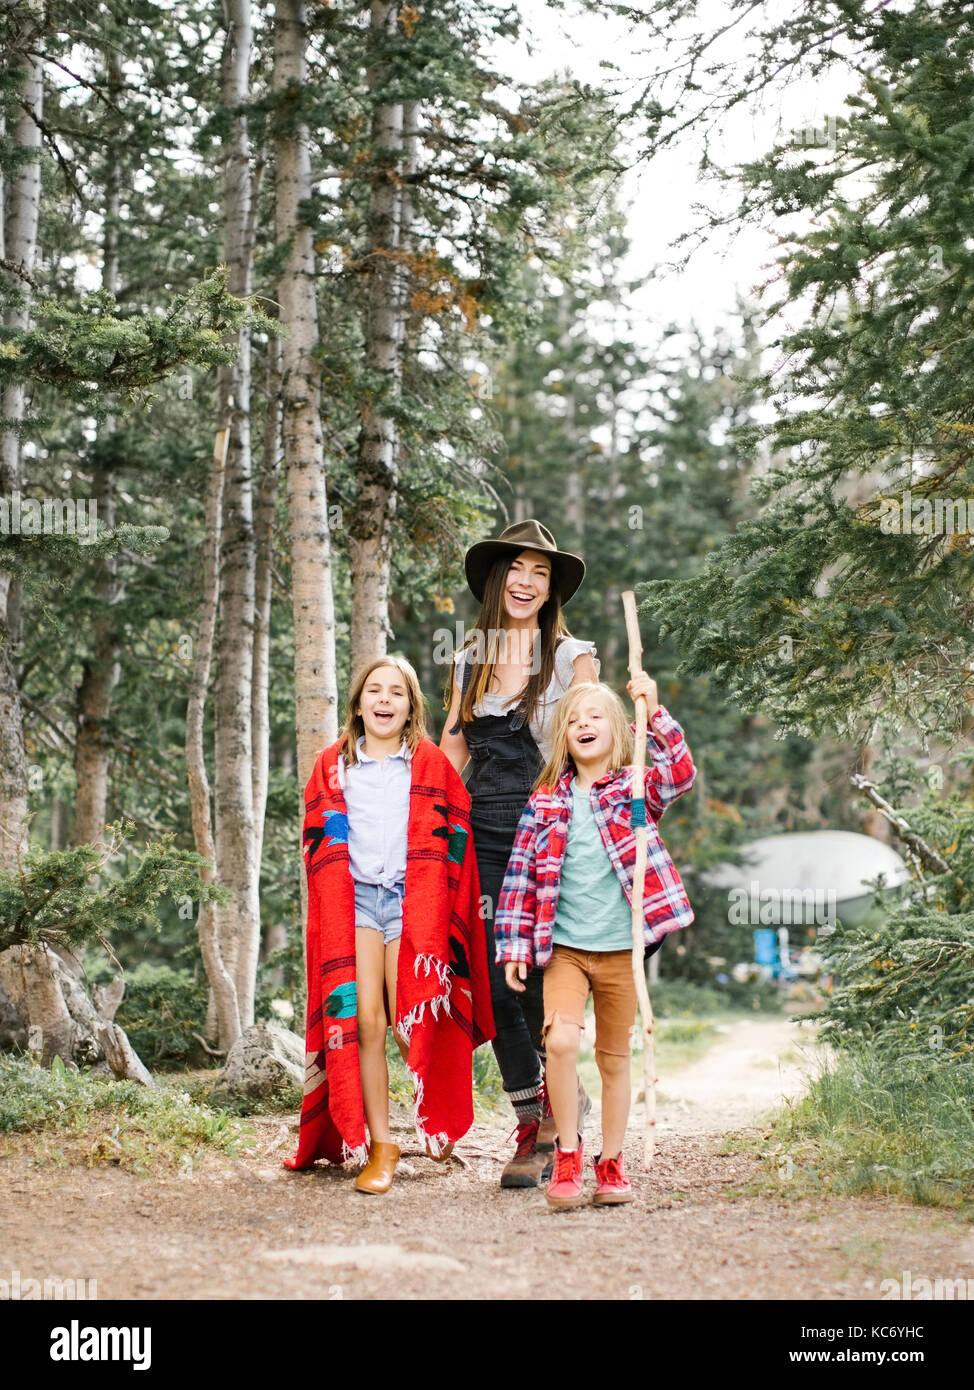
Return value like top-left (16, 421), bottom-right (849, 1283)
top-left (353, 880), bottom-right (404, 944)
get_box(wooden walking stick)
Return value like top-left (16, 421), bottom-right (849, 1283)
top-left (622, 589), bottom-right (657, 1169)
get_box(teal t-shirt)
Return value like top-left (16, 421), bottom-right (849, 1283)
top-left (552, 778), bottom-right (634, 952)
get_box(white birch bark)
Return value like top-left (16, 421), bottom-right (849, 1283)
top-left (186, 428), bottom-right (242, 1049)
top-left (254, 337), bottom-right (286, 981)
top-left (213, 0), bottom-right (262, 1032)
top-left (274, 0), bottom-right (339, 837)
top-left (0, 53), bottom-right (42, 870)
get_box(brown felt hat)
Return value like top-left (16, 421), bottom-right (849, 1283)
top-left (463, 519), bottom-right (585, 605)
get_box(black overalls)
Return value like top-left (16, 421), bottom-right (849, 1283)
top-left (451, 654), bottom-right (545, 1099)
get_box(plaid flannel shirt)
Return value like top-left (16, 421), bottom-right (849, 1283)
top-left (494, 704), bottom-right (695, 969)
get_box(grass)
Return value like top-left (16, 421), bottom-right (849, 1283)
top-left (0, 1054), bottom-right (255, 1173)
top-left (731, 1045), bottom-right (974, 1212)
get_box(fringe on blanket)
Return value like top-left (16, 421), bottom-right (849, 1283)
top-left (397, 991), bottom-right (452, 1046)
top-left (413, 952), bottom-right (452, 989)
top-left (397, 956), bottom-right (453, 1047)
top-left (406, 1066), bottom-right (450, 1158)
top-left (341, 1139), bottom-right (369, 1167)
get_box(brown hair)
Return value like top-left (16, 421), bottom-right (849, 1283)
top-left (341, 656), bottom-right (427, 766)
top-left (447, 552), bottom-right (571, 727)
top-left (534, 682), bottom-right (634, 792)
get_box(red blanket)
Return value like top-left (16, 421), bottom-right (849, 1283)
top-left (284, 736), bottom-right (494, 1168)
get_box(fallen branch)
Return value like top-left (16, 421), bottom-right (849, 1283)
top-left (192, 1031), bottom-right (226, 1058)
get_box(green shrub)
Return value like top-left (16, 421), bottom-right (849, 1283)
top-left (114, 963), bottom-right (210, 1068)
top-left (0, 1054), bottom-right (253, 1171)
top-left (651, 976), bottom-right (781, 1017)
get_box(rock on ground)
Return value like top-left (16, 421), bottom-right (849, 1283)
top-left (216, 1021), bottom-right (304, 1102)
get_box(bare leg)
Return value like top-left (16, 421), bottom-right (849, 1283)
top-left (356, 926), bottom-right (391, 1144)
top-left (384, 936), bottom-right (409, 1062)
top-left (596, 1050), bottom-right (631, 1160)
top-left (545, 1015), bottom-right (582, 1148)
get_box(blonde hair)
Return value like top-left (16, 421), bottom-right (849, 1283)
top-left (535, 682), bottom-right (633, 791)
top-left (341, 656), bottom-right (427, 766)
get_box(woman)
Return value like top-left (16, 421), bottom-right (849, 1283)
top-left (440, 519), bottom-right (597, 1188)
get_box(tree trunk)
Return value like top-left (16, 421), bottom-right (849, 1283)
top-left (348, 1), bottom-right (406, 672)
top-left (186, 429), bottom-right (242, 1050)
top-left (72, 51), bottom-right (124, 851)
top-left (213, 0), bottom-right (262, 1033)
top-left (274, 0), bottom-right (340, 842)
top-left (0, 944), bottom-right (154, 1084)
top-left (254, 336), bottom-right (287, 983)
top-left (0, 52), bottom-right (42, 870)
top-left (253, 334), bottom-right (280, 873)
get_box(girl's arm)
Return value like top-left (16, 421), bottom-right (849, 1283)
top-left (494, 798), bottom-right (540, 977)
top-left (625, 669), bottom-right (695, 817)
top-left (439, 673), bottom-right (470, 776)
top-left (643, 706), bottom-right (695, 818)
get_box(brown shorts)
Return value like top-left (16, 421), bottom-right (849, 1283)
top-left (542, 945), bottom-right (638, 1057)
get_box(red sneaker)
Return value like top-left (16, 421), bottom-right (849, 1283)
top-left (545, 1137), bottom-right (585, 1209)
top-left (592, 1152), bottom-right (633, 1206)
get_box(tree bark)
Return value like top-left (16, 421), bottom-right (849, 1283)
top-left (254, 336), bottom-right (287, 982)
top-left (72, 50), bottom-right (123, 851)
top-left (0, 944), bottom-right (154, 1084)
top-left (274, 0), bottom-right (339, 839)
top-left (214, 0), bottom-right (262, 1033)
top-left (0, 51), bottom-right (42, 870)
top-left (348, 1), bottom-right (406, 672)
top-left (187, 428), bottom-right (242, 1050)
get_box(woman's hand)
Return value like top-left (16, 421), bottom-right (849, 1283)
top-left (627, 669), bottom-right (659, 718)
top-left (504, 960), bottom-right (527, 993)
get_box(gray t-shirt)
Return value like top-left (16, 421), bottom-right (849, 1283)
top-left (452, 636), bottom-right (600, 763)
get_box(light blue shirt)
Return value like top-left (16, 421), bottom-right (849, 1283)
top-left (337, 736), bottom-right (411, 888)
top-left (552, 778), bottom-right (634, 952)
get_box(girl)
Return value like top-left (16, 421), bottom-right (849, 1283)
top-left (440, 519), bottom-right (599, 1188)
top-left (285, 657), bottom-right (494, 1194)
top-left (495, 678), bottom-right (695, 1209)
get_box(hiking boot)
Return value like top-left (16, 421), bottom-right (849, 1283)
top-left (500, 1118), bottom-right (546, 1188)
top-left (540, 1079), bottom-right (592, 1181)
top-left (592, 1151), bottom-right (633, 1206)
top-left (537, 1081), bottom-right (556, 1152)
top-left (545, 1136), bottom-right (585, 1210)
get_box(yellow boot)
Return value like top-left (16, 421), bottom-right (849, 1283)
top-left (354, 1140), bottom-right (401, 1195)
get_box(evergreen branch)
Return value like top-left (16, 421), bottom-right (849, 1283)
top-left (849, 774), bottom-right (952, 878)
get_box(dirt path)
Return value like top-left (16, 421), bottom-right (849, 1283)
top-left (657, 1016), bottom-right (823, 1135)
top-left (2, 1018), bottom-right (972, 1301)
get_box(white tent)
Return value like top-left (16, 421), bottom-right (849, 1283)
top-left (702, 830), bottom-right (911, 926)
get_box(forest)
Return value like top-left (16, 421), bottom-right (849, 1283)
top-left (1, 0), bottom-right (972, 1312)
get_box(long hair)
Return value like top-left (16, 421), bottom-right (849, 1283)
top-left (449, 554), bottom-right (571, 726)
top-left (534, 682), bottom-right (634, 792)
top-left (341, 656), bottom-right (427, 766)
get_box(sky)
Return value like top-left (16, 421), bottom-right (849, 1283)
top-left (495, 0), bottom-right (861, 355)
